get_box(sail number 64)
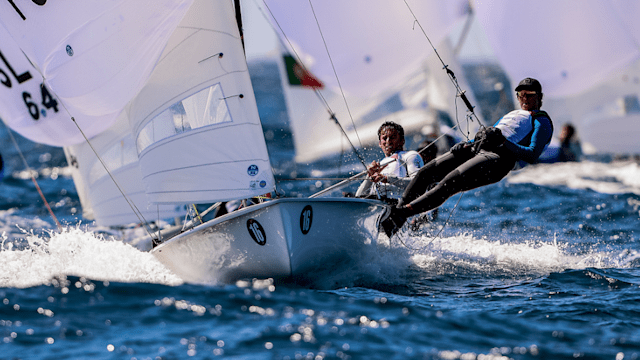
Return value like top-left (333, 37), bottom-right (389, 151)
top-left (0, 49), bottom-right (58, 120)
top-left (22, 84), bottom-right (59, 120)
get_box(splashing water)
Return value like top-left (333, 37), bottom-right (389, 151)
top-left (0, 227), bottom-right (183, 288)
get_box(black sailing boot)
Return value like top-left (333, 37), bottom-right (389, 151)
top-left (380, 205), bottom-right (413, 237)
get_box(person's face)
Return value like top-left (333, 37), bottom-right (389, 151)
top-left (517, 90), bottom-right (541, 111)
top-left (378, 127), bottom-right (404, 156)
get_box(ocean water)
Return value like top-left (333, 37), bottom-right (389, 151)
top-left (1, 64), bottom-right (640, 359)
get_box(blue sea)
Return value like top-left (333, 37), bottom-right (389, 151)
top-left (1, 61), bottom-right (640, 360)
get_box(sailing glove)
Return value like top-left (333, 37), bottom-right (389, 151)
top-left (450, 141), bottom-right (471, 154)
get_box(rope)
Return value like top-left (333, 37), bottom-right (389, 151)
top-left (307, 1), bottom-right (366, 158)
top-left (3, 121), bottom-right (62, 231)
top-left (403, 0), bottom-right (484, 129)
top-left (40, 80), bottom-right (158, 242)
top-left (66, 116), bottom-right (158, 243)
top-left (397, 191), bottom-right (464, 251)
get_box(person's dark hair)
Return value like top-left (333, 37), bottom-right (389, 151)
top-left (560, 123), bottom-right (576, 146)
top-left (563, 124), bottom-right (575, 139)
top-left (378, 121), bottom-right (404, 140)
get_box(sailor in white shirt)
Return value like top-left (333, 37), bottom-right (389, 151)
top-left (356, 121), bottom-right (423, 199)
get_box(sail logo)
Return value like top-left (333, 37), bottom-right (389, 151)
top-left (247, 219), bottom-right (266, 246)
top-left (300, 205), bottom-right (313, 235)
top-left (247, 165), bottom-right (259, 176)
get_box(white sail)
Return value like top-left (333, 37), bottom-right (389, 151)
top-left (472, 0), bottom-right (640, 98)
top-left (259, 0), bottom-right (474, 162)
top-left (0, 0), bottom-right (193, 146)
top-left (262, 0), bottom-right (469, 98)
top-left (471, 0), bottom-right (640, 154)
top-left (0, 23), bottom-right (98, 146)
top-left (127, 0), bottom-right (275, 204)
top-left (64, 112), bottom-right (185, 227)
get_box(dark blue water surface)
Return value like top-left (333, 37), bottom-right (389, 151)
top-left (1, 62), bottom-right (640, 360)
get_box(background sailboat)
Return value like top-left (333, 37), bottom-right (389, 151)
top-left (258, 0), bottom-right (483, 166)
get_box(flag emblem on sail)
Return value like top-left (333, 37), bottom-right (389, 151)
top-left (283, 55), bottom-right (323, 89)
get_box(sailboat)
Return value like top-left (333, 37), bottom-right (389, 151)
top-left (0, 0), bottom-right (389, 284)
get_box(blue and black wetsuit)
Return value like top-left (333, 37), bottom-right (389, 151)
top-left (398, 110), bottom-right (553, 214)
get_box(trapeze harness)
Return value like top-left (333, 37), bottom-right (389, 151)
top-left (399, 110), bottom-right (553, 214)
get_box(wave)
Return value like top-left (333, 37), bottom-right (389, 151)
top-left (507, 160), bottom-right (640, 195)
top-left (0, 227), bottom-right (183, 289)
top-left (1, 222), bottom-right (637, 290)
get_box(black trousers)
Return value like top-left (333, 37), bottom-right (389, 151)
top-left (399, 147), bottom-right (516, 214)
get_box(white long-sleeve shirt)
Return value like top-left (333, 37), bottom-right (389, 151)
top-left (356, 150), bottom-right (423, 198)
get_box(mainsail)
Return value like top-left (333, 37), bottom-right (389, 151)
top-left (0, 0), bottom-right (275, 227)
top-left (0, 0), bottom-right (194, 146)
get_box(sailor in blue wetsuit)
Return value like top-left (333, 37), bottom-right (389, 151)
top-left (382, 77), bottom-right (554, 237)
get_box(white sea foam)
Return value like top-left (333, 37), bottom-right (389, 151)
top-left (0, 227), bottom-right (183, 289)
top-left (507, 160), bottom-right (640, 195)
top-left (392, 231), bottom-right (639, 278)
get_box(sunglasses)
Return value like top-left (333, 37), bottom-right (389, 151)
top-left (517, 92), bottom-right (538, 100)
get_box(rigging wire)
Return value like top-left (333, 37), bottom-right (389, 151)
top-left (403, 0), bottom-right (484, 130)
top-left (259, 0), bottom-right (368, 169)
top-left (306, 1), bottom-right (366, 151)
top-left (385, 0), bottom-right (491, 247)
top-left (2, 121), bottom-right (62, 231)
top-left (16, 47), bottom-right (159, 241)
top-left (65, 115), bottom-right (159, 243)
top-left (33, 80), bottom-right (159, 242)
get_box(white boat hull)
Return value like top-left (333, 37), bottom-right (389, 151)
top-left (151, 198), bottom-right (388, 283)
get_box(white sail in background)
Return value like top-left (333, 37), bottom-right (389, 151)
top-left (261, 0), bottom-right (473, 162)
top-left (128, 0), bottom-right (275, 204)
top-left (64, 113), bottom-right (185, 227)
top-left (472, 0), bottom-right (640, 154)
top-left (0, 0), bottom-right (193, 146)
top-left (263, 0), bottom-right (469, 98)
top-left (473, 0), bottom-right (640, 98)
